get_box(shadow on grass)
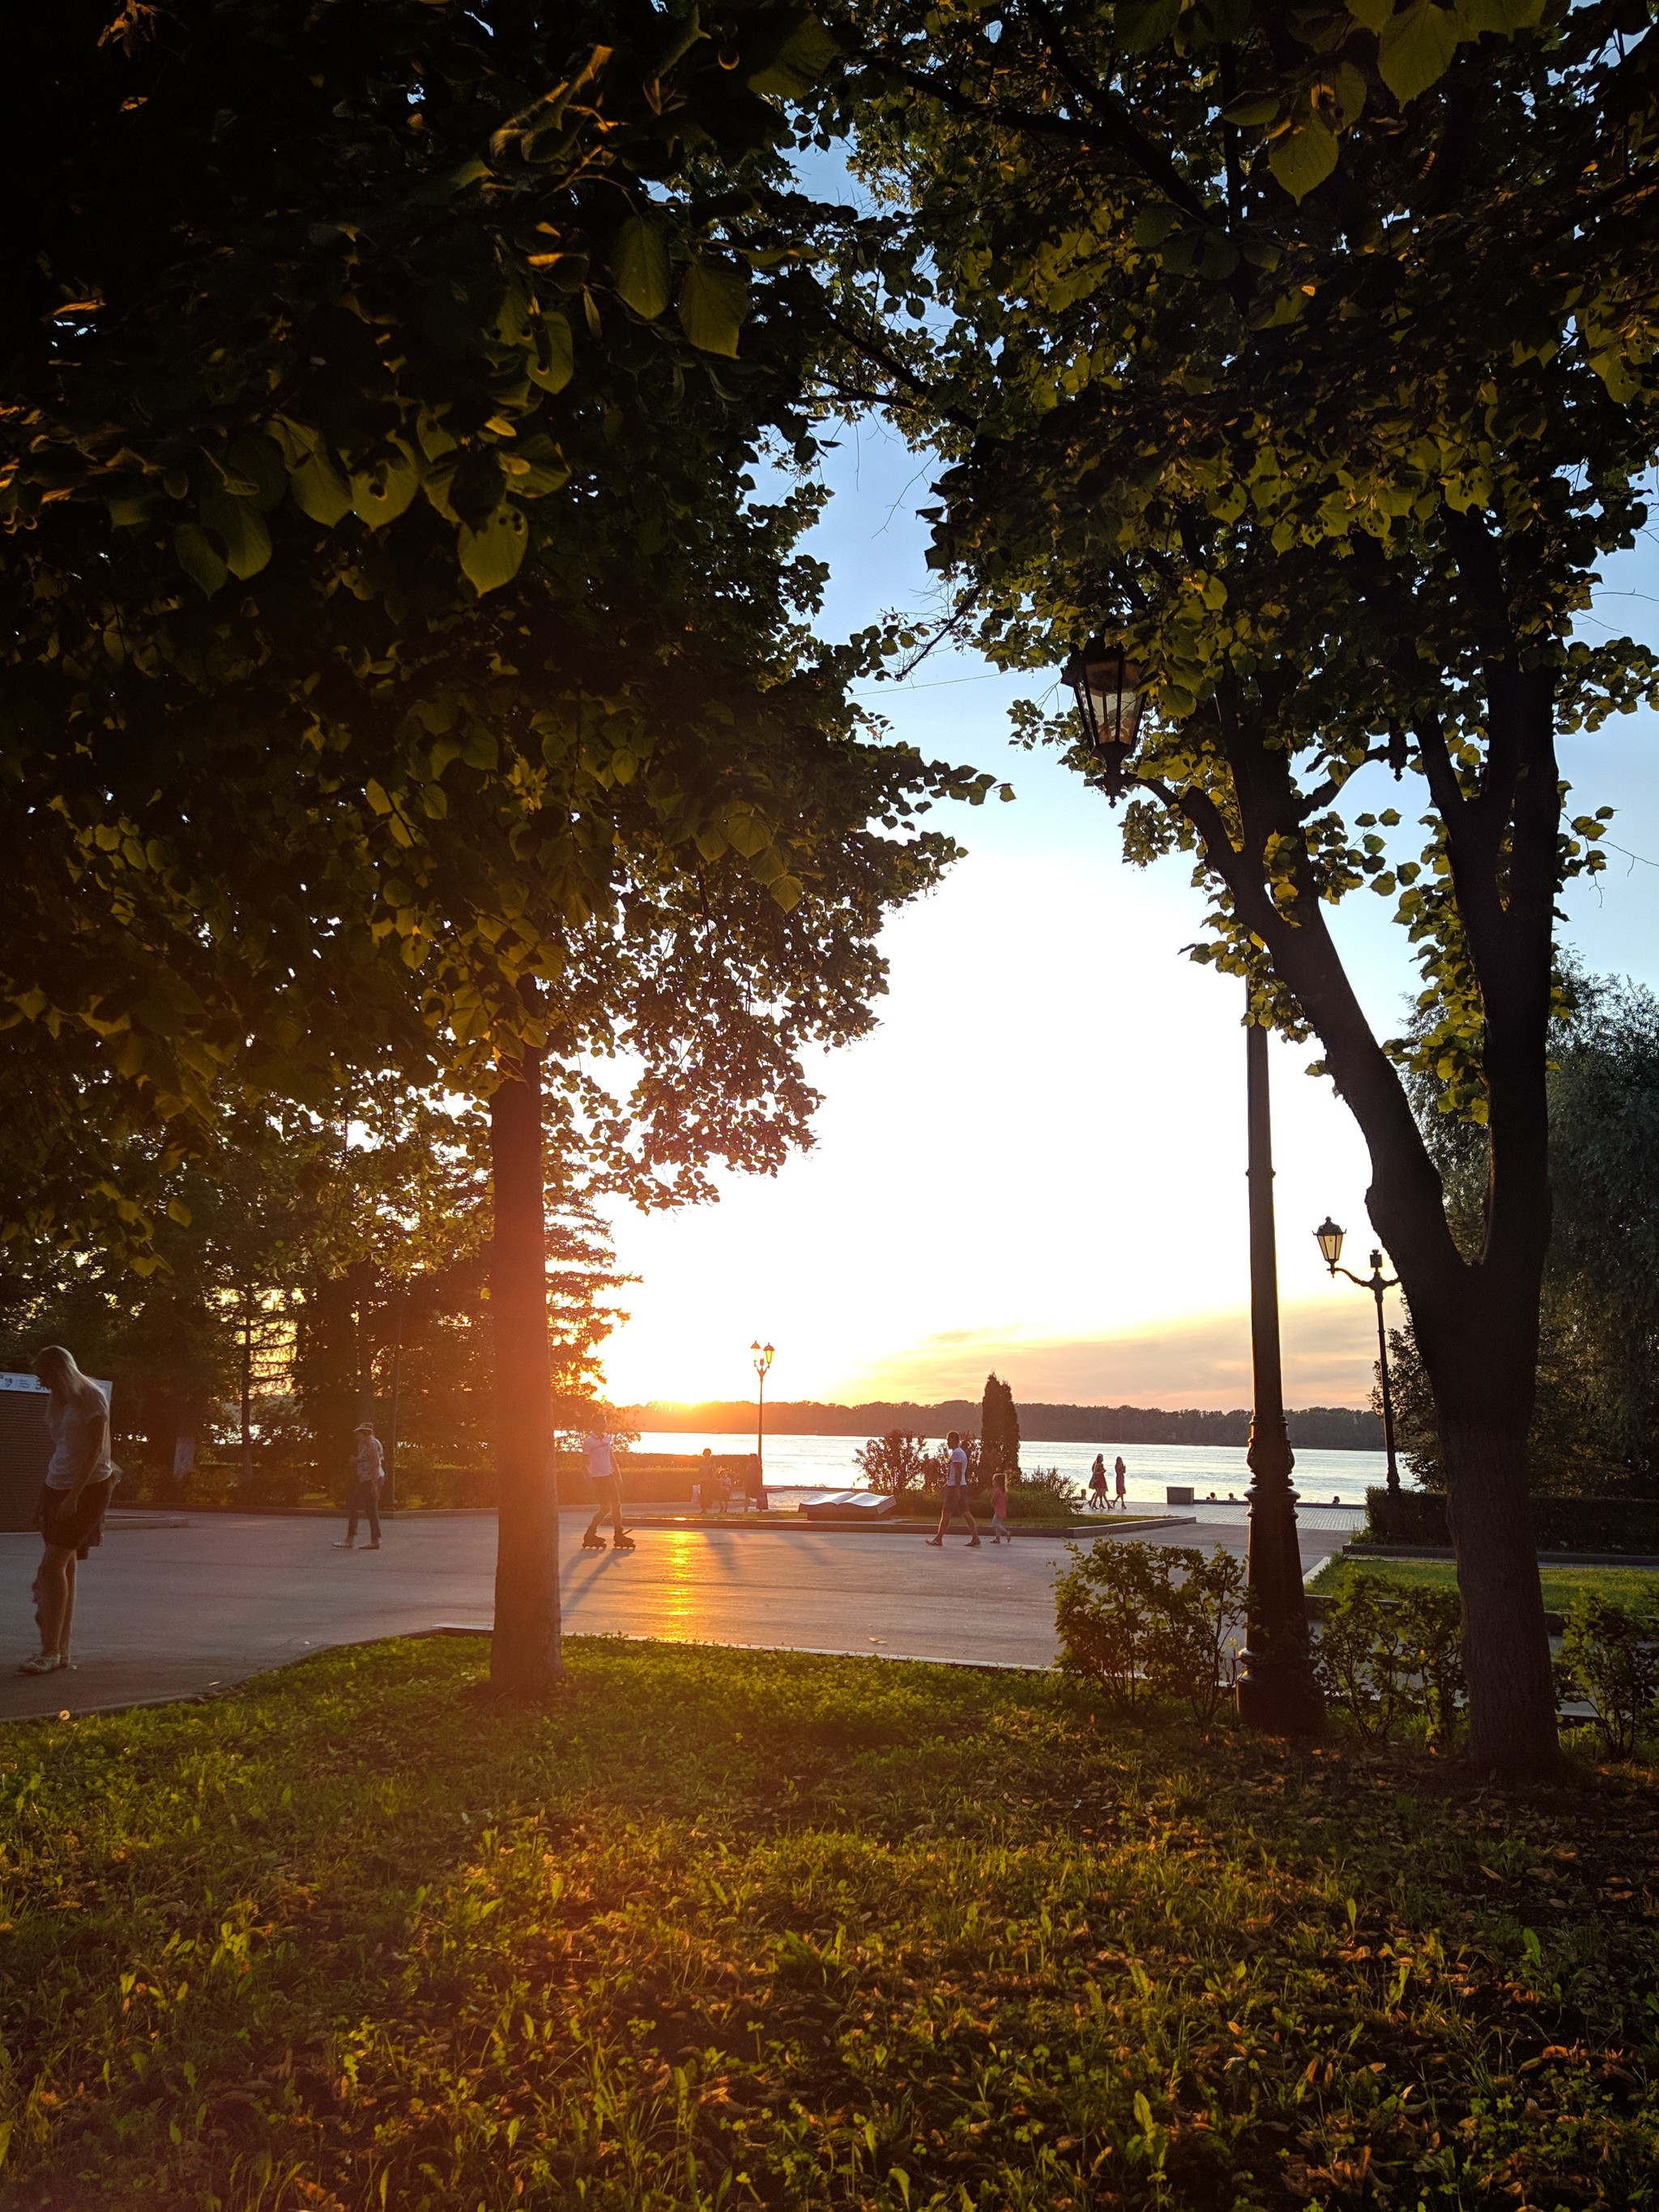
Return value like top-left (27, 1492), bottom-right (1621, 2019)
top-left (2, 1635), bottom-right (1657, 2210)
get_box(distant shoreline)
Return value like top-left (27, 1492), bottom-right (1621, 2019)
top-left (618, 1400), bottom-right (1384, 1451)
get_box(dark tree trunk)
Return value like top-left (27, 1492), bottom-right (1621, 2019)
top-left (1440, 1417), bottom-right (1557, 1771)
top-left (1173, 649), bottom-right (1563, 1774)
top-left (488, 1043), bottom-right (561, 1701)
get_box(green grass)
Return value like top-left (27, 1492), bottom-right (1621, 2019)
top-left (1308, 1553), bottom-right (1659, 1613)
top-left (2, 1639), bottom-right (1658, 2210)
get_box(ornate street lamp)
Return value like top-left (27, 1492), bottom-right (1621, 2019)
top-left (751, 1340), bottom-right (774, 1477)
top-left (1315, 1220), bottom-right (1402, 1529)
top-left (1061, 639), bottom-right (1146, 796)
top-left (1063, 632), bottom-right (1318, 1732)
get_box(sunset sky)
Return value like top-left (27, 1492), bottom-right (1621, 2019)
top-left (597, 420), bottom-right (1659, 1413)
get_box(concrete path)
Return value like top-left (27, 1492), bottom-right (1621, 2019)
top-left (0, 1509), bottom-right (1338, 1724)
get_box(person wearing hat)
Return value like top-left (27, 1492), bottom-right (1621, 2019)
top-left (334, 1421), bottom-right (384, 1550)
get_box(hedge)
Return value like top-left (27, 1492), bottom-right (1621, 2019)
top-left (1367, 1487), bottom-right (1659, 1554)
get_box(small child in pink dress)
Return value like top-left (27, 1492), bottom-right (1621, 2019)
top-left (990, 1473), bottom-right (1010, 1544)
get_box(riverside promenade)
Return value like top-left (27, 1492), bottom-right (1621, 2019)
top-left (0, 1507), bottom-right (1341, 1724)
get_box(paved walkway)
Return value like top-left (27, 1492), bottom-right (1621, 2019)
top-left (0, 1509), bottom-right (1341, 1723)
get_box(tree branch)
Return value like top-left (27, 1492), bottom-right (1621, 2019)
top-left (847, 42), bottom-right (1211, 224)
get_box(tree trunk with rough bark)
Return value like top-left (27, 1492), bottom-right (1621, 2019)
top-left (488, 1042), bottom-right (561, 1702)
top-left (1166, 646), bottom-right (1563, 1775)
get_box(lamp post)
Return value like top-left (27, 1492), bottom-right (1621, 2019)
top-left (751, 1340), bottom-right (774, 1475)
top-left (1233, 1021), bottom-right (1324, 1735)
top-left (1062, 641), bottom-right (1322, 1736)
top-left (1315, 1219), bottom-right (1401, 1528)
top-left (384, 1284), bottom-right (407, 1519)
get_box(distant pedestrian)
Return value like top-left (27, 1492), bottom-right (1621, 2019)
top-left (744, 1453), bottom-right (767, 1513)
top-left (989, 1471), bottom-right (1010, 1544)
top-left (20, 1346), bottom-right (117, 1675)
top-left (927, 1430), bottom-right (980, 1548)
top-left (582, 1426), bottom-right (633, 1551)
top-left (1089, 1454), bottom-right (1108, 1510)
top-left (335, 1421), bottom-right (384, 1549)
top-left (1114, 1455), bottom-right (1127, 1511)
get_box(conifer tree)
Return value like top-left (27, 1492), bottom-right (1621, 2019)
top-left (979, 1371), bottom-right (1021, 1481)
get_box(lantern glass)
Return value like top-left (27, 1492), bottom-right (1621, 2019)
top-left (1314, 1217), bottom-right (1345, 1270)
top-left (1062, 640), bottom-right (1145, 779)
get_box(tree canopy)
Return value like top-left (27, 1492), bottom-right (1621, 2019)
top-left (2, 0), bottom-right (993, 1264)
top-left (818, 0), bottom-right (1659, 1768)
top-left (1393, 970), bottom-right (1659, 1491)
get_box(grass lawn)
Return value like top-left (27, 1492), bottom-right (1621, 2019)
top-left (1307, 1554), bottom-right (1659, 1613)
top-left (1, 1639), bottom-right (1657, 2210)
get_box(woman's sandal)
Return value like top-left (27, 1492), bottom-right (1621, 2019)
top-left (18, 1652), bottom-right (67, 1676)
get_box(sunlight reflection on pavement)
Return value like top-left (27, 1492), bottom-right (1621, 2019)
top-left (0, 1509), bottom-right (1333, 1720)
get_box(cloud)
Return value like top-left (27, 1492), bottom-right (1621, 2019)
top-left (838, 1297), bottom-right (1388, 1409)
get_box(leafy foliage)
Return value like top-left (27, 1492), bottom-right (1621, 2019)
top-left (1559, 1592), bottom-right (1659, 1759)
top-left (1312, 1571), bottom-right (1465, 1748)
top-left (852, 1427), bottom-right (934, 1492)
top-left (979, 1369), bottom-right (1021, 1479)
top-left (820, 0), bottom-right (1659, 1764)
top-left (1055, 1537), bottom-right (1246, 1719)
top-left (2, 0), bottom-right (995, 1264)
top-left (1390, 971), bottom-right (1659, 1490)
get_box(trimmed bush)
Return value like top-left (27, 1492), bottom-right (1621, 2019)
top-left (1559, 1592), bottom-right (1659, 1758)
top-left (1311, 1572), bottom-right (1464, 1748)
top-left (1366, 1488), bottom-right (1659, 1554)
top-left (1054, 1539), bottom-right (1245, 1720)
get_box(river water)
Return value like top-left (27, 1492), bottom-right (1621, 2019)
top-left (633, 1431), bottom-right (1388, 1532)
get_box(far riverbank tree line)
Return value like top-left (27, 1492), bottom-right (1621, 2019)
top-left (4, 0), bottom-right (1658, 1768)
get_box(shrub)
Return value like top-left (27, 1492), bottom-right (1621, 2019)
top-left (1054, 1540), bottom-right (1245, 1721)
top-left (853, 1430), bottom-right (933, 1496)
top-left (1014, 1464), bottom-right (1081, 1508)
top-left (1365, 1488), bottom-right (1659, 1554)
top-left (1559, 1592), bottom-right (1659, 1758)
top-left (1312, 1574), bottom-right (1465, 1748)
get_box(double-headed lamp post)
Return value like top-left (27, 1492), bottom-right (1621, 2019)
top-left (1314, 1220), bottom-right (1401, 1518)
top-left (751, 1340), bottom-right (774, 1476)
top-left (1063, 639), bottom-right (1323, 1737)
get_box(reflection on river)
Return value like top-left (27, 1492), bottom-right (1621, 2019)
top-left (629, 1432), bottom-right (1385, 1528)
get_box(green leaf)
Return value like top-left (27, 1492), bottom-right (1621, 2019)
top-left (612, 217), bottom-right (672, 320)
top-left (513, 433), bottom-right (571, 497)
top-left (288, 446), bottom-right (352, 527)
top-left (768, 874), bottom-right (803, 911)
top-left (1118, 0), bottom-right (1180, 49)
top-left (198, 491), bottom-right (272, 579)
top-left (1378, 2), bottom-right (1464, 104)
top-left (677, 260), bottom-right (748, 357)
top-left (1221, 92), bottom-right (1282, 126)
top-left (1269, 113), bottom-right (1339, 199)
top-left (351, 445), bottom-right (420, 529)
top-left (748, 16), bottom-right (840, 98)
top-left (173, 522), bottom-right (227, 598)
top-left (527, 309), bottom-right (575, 394)
top-left (1346, 0), bottom-right (1393, 29)
top-left (226, 434), bottom-right (289, 511)
top-left (1456, 0), bottom-right (1542, 26)
top-left (408, 156), bottom-right (488, 207)
top-left (457, 502), bottom-right (528, 594)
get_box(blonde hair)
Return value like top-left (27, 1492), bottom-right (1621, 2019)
top-left (32, 1345), bottom-right (106, 1416)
